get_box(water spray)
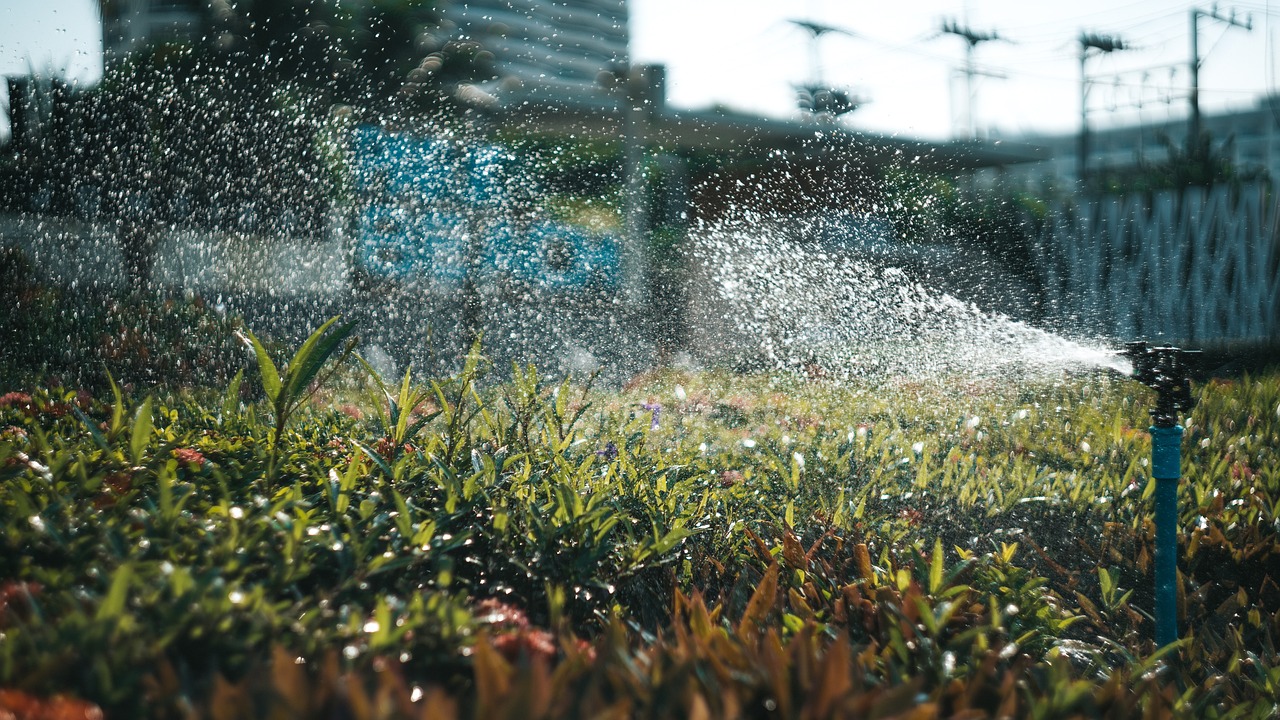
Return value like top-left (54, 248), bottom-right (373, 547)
top-left (1123, 341), bottom-right (1200, 648)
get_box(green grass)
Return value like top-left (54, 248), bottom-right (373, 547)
top-left (0, 322), bottom-right (1277, 718)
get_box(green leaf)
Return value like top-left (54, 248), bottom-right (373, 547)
top-left (354, 439), bottom-right (396, 479)
top-left (394, 366), bottom-right (414, 442)
top-left (71, 405), bottom-right (109, 452)
top-left (242, 329), bottom-right (281, 405)
top-left (107, 370), bottom-right (125, 439)
top-left (280, 316), bottom-right (356, 415)
top-left (95, 562), bottom-right (134, 622)
top-left (130, 396), bottom-right (153, 465)
top-left (159, 459), bottom-right (174, 520)
top-left (355, 352), bottom-right (393, 427)
top-left (391, 488), bottom-right (414, 539)
top-left (222, 368), bottom-right (244, 420)
top-left (929, 537), bottom-right (944, 595)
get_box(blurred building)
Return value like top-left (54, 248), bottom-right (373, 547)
top-left (439, 0), bottom-right (627, 102)
top-left (100, 0), bottom-right (628, 102)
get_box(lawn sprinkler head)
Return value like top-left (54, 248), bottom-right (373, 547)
top-left (1124, 342), bottom-right (1200, 427)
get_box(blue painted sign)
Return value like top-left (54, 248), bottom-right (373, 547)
top-left (350, 125), bottom-right (619, 292)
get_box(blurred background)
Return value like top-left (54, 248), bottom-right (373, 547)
top-left (0, 0), bottom-right (1277, 384)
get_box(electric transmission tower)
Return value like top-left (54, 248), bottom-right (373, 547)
top-left (939, 18), bottom-right (1006, 139)
top-left (1188, 6), bottom-right (1252, 154)
top-left (789, 19), bottom-right (864, 117)
top-left (1079, 32), bottom-right (1132, 182)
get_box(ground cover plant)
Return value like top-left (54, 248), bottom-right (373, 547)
top-left (0, 316), bottom-right (1278, 718)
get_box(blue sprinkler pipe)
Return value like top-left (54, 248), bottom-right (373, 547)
top-left (1150, 424), bottom-right (1183, 648)
top-left (1124, 342), bottom-right (1199, 648)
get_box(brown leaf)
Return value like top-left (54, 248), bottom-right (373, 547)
top-left (417, 686), bottom-right (458, 720)
top-left (1026, 538), bottom-right (1071, 579)
top-left (738, 564), bottom-right (779, 640)
top-left (1074, 592), bottom-right (1105, 626)
top-left (782, 528), bottom-right (806, 569)
top-left (209, 674), bottom-right (253, 720)
top-left (687, 693), bottom-right (711, 720)
top-left (744, 528), bottom-right (775, 565)
top-left (472, 632), bottom-right (513, 716)
top-left (342, 672), bottom-right (374, 720)
top-left (788, 588), bottom-right (815, 620)
top-left (854, 543), bottom-right (875, 582)
top-left (52, 698), bottom-right (106, 720)
top-left (812, 639), bottom-right (852, 718)
top-left (1136, 542), bottom-right (1151, 575)
top-left (269, 645), bottom-right (310, 720)
top-left (761, 629), bottom-right (791, 718)
top-left (805, 528), bottom-right (837, 567)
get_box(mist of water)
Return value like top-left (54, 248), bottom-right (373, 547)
top-left (696, 217), bottom-right (1132, 383)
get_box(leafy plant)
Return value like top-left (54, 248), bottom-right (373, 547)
top-left (239, 316), bottom-right (356, 482)
top-left (0, 321), bottom-right (1277, 717)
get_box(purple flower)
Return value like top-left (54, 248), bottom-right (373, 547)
top-left (641, 401), bottom-right (661, 430)
top-left (596, 442), bottom-right (618, 460)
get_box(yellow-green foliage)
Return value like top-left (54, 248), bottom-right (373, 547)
top-left (0, 330), bottom-right (1277, 718)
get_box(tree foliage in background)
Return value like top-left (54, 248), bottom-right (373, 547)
top-left (191, 0), bottom-right (493, 107)
top-left (1086, 130), bottom-right (1272, 194)
top-left (0, 0), bottom-right (495, 287)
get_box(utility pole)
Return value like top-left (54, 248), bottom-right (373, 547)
top-left (789, 19), bottom-right (862, 117)
top-left (940, 18), bottom-right (1005, 139)
top-left (1078, 32), bottom-right (1131, 185)
top-left (1188, 6), bottom-right (1252, 158)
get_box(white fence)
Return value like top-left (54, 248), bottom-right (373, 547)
top-left (1032, 185), bottom-right (1280, 346)
top-left (0, 213), bottom-right (348, 295)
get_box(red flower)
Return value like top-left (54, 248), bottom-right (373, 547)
top-left (475, 598), bottom-right (529, 629)
top-left (0, 689), bottom-right (103, 720)
top-left (172, 448), bottom-right (206, 468)
top-left (491, 627), bottom-right (556, 664)
top-left (899, 508), bottom-right (924, 526)
top-left (719, 470), bottom-right (743, 488)
top-left (573, 638), bottom-right (598, 663)
top-left (0, 393), bottom-right (32, 410)
top-left (0, 581), bottom-right (43, 628)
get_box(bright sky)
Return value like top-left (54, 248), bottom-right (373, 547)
top-left (632, 0), bottom-right (1279, 140)
top-left (2, 0), bottom-right (1278, 141)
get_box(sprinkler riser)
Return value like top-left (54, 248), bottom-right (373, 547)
top-left (1150, 425), bottom-right (1184, 481)
top-left (1124, 343), bottom-right (1198, 650)
top-left (1150, 424), bottom-right (1183, 649)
